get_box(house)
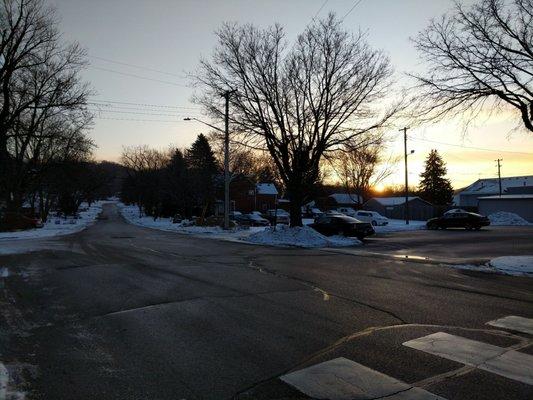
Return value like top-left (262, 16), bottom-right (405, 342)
top-left (364, 196), bottom-right (435, 221)
top-left (454, 175), bottom-right (533, 207)
top-left (478, 195), bottom-right (533, 222)
top-left (221, 175), bottom-right (279, 213)
top-left (255, 183), bottom-right (278, 212)
top-left (325, 193), bottom-right (362, 210)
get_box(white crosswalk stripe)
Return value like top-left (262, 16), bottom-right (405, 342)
top-left (403, 332), bottom-right (533, 385)
top-left (280, 357), bottom-right (446, 400)
top-left (487, 315), bottom-right (533, 336)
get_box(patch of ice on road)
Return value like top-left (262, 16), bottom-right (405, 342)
top-left (0, 201), bottom-right (105, 241)
top-left (488, 211), bottom-right (531, 226)
top-left (246, 225), bottom-right (361, 248)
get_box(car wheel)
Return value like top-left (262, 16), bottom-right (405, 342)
top-left (465, 224), bottom-right (473, 230)
top-left (371, 220), bottom-right (377, 226)
top-left (357, 236), bottom-right (364, 241)
top-left (475, 226), bottom-right (481, 231)
top-left (427, 223), bottom-right (437, 230)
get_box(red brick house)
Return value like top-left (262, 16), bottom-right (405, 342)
top-left (219, 175), bottom-right (279, 213)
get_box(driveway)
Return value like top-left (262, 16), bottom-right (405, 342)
top-left (0, 203), bottom-right (531, 399)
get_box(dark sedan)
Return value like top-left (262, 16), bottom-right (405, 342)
top-left (310, 215), bottom-right (375, 240)
top-left (234, 213), bottom-right (270, 227)
top-left (426, 212), bottom-right (490, 230)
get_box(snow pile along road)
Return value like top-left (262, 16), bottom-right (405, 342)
top-left (488, 256), bottom-right (533, 276)
top-left (488, 211), bottom-right (531, 226)
top-left (245, 225), bottom-right (361, 248)
top-left (374, 219), bottom-right (426, 233)
top-left (0, 201), bottom-right (105, 241)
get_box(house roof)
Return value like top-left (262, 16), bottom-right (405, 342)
top-left (256, 183), bottom-right (278, 195)
top-left (478, 194), bottom-right (533, 200)
top-left (459, 176), bottom-right (533, 195)
top-left (368, 196), bottom-right (420, 206)
top-left (328, 193), bottom-right (361, 204)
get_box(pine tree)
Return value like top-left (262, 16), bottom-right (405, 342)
top-left (418, 149), bottom-right (453, 205)
top-left (186, 134), bottom-right (219, 218)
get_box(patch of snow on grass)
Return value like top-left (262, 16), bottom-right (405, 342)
top-left (0, 201), bottom-right (105, 241)
top-left (488, 256), bottom-right (533, 276)
top-left (246, 225), bottom-right (361, 248)
top-left (374, 219), bottom-right (426, 233)
top-left (488, 211), bottom-right (531, 226)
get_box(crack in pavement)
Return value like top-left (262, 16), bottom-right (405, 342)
top-left (243, 260), bottom-right (407, 324)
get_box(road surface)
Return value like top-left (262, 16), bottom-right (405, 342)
top-left (0, 203), bottom-right (531, 399)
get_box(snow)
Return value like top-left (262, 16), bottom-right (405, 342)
top-left (0, 201), bottom-right (105, 241)
top-left (119, 203), bottom-right (360, 248)
top-left (256, 183), bottom-right (278, 195)
top-left (489, 256), bottom-right (533, 276)
top-left (451, 256), bottom-right (533, 277)
top-left (370, 196), bottom-right (418, 206)
top-left (246, 225), bottom-right (361, 248)
top-left (373, 219), bottom-right (426, 233)
top-left (488, 211), bottom-right (532, 226)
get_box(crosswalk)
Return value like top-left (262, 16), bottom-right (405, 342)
top-left (280, 315), bottom-right (533, 400)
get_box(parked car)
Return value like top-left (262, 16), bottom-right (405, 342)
top-left (0, 211), bottom-right (43, 231)
top-left (310, 215), bottom-right (375, 240)
top-left (426, 212), bottom-right (490, 230)
top-left (353, 210), bottom-right (389, 226)
top-left (336, 207), bottom-right (357, 217)
top-left (229, 211), bottom-right (242, 221)
top-left (265, 209), bottom-right (290, 225)
top-left (235, 213), bottom-right (270, 226)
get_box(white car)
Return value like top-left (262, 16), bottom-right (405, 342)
top-left (336, 207), bottom-right (357, 217)
top-left (353, 210), bottom-right (389, 226)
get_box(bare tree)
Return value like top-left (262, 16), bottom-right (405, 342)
top-left (412, 0), bottom-right (533, 131)
top-left (334, 133), bottom-right (397, 204)
top-left (195, 14), bottom-right (399, 226)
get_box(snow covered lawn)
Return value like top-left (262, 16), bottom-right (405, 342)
top-left (119, 203), bottom-right (360, 248)
top-left (0, 201), bottom-right (105, 241)
top-left (451, 256), bottom-right (533, 277)
top-left (488, 211), bottom-right (531, 226)
top-left (373, 219), bottom-right (426, 233)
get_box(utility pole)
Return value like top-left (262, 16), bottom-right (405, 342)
top-left (496, 158), bottom-right (503, 197)
top-left (223, 90), bottom-right (231, 230)
top-left (400, 127), bottom-right (410, 225)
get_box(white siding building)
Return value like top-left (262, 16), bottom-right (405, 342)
top-left (454, 176), bottom-right (533, 207)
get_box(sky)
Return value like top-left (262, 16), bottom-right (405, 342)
top-left (51, 0), bottom-right (533, 190)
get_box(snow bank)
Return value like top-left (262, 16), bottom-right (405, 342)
top-left (488, 211), bottom-right (531, 226)
top-left (0, 201), bottom-right (105, 241)
top-left (246, 225), bottom-right (361, 248)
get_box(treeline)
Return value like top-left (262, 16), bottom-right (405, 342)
top-left (0, 0), bottom-right (113, 221)
top-left (120, 134), bottom-right (278, 220)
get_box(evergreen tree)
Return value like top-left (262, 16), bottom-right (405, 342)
top-left (186, 134), bottom-right (219, 218)
top-left (418, 149), bottom-right (453, 205)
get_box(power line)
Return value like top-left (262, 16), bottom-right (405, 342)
top-left (90, 55), bottom-right (185, 78)
top-left (88, 108), bottom-right (201, 117)
top-left (88, 66), bottom-right (189, 87)
top-left (408, 136), bottom-right (533, 156)
top-left (95, 116), bottom-right (186, 123)
top-left (341, 0), bottom-right (363, 21)
top-left (88, 100), bottom-right (200, 110)
top-left (312, 0), bottom-right (329, 21)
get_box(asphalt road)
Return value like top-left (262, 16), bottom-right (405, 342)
top-left (0, 203), bottom-right (532, 400)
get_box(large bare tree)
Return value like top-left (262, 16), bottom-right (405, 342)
top-left (195, 14), bottom-right (399, 226)
top-left (413, 0), bottom-right (533, 131)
